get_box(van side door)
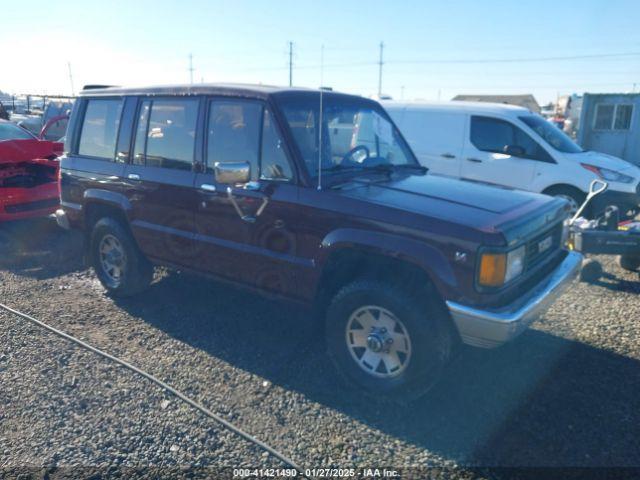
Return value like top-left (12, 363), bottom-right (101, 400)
top-left (122, 97), bottom-right (201, 267)
top-left (389, 108), bottom-right (465, 178)
top-left (461, 115), bottom-right (553, 190)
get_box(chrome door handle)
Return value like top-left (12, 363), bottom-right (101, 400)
top-left (200, 183), bottom-right (217, 192)
top-left (127, 173), bottom-right (141, 180)
top-left (441, 153), bottom-right (456, 159)
top-left (467, 158), bottom-right (483, 163)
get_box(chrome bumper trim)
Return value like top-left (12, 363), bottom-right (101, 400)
top-left (446, 251), bottom-right (582, 348)
top-left (54, 209), bottom-right (70, 230)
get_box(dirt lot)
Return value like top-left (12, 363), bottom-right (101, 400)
top-left (1, 217), bottom-right (639, 476)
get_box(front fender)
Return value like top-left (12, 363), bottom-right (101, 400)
top-left (318, 227), bottom-right (458, 296)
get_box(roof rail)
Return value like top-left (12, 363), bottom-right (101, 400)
top-left (82, 85), bottom-right (118, 90)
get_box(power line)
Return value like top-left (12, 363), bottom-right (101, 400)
top-left (387, 51), bottom-right (640, 65)
top-left (232, 50), bottom-right (640, 73)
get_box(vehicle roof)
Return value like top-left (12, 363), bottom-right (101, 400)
top-left (381, 100), bottom-right (534, 116)
top-left (78, 83), bottom-right (368, 103)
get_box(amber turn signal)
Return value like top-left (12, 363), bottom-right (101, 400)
top-left (478, 253), bottom-right (507, 287)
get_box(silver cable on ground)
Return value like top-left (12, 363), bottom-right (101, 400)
top-left (0, 302), bottom-right (308, 477)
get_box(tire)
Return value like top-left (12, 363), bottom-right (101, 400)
top-left (325, 279), bottom-right (453, 401)
top-left (618, 254), bottom-right (640, 272)
top-left (544, 186), bottom-right (586, 217)
top-left (579, 258), bottom-right (603, 283)
top-left (90, 217), bottom-right (153, 297)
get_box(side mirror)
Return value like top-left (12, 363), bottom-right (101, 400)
top-left (214, 161), bottom-right (250, 185)
top-left (503, 145), bottom-right (526, 157)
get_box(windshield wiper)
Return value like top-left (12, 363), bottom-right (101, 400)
top-left (320, 163), bottom-right (427, 174)
top-left (362, 163), bottom-right (428, 175)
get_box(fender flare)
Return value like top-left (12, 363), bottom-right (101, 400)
top-left (83, 189), bottom-right (132, 213)
top-left (317, 228), bottom-right (458, 294)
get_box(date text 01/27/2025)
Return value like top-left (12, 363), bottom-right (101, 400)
top-left (233, 468), bottom-right (400, 478)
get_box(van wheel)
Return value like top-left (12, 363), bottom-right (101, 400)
top-left (90, 218), bottom-right (153, 297)
top-left (326, 279), bottom-right (453, 401)
top-left (544, 186), bottom-right (586, 217)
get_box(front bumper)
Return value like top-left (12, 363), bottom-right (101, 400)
top-left (446, 251), bottom-right (582, 348)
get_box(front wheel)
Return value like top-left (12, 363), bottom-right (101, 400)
top-left (544, 186), bottom-right (586, 217)
top-left (326, 279), bottom-right (454, 401)
top-left (90, 217), bottom-right (153, 297)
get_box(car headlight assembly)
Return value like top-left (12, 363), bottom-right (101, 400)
top-left (478, 245), bottom-right (526, 288)
top-left (581, 163), bottom-right (634, 184)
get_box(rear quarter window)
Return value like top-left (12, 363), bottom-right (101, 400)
top-left (78, 99), bottom-right (124, 160)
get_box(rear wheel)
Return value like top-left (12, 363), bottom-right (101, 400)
top-left (90, 217), bottom-right (153, 297)
top-left (326, 279), bottom-right (453, 401)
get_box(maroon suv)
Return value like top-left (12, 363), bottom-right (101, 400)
top-left (57, 84), bottom-right (582, 398)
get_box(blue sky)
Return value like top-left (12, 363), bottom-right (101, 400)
top-left (2, 0), bottom-right (640, 103)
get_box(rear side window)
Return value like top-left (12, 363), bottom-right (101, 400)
top-left (133, 98), bottom-right (198, 170)
top-left (78, 99), bottom-right (123, 159)
top-left (470, 116), bottom-right (552, 162)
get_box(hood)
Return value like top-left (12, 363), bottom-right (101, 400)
top-left (566, 150), bottom-right (639, 174)
top-left (339, 174), bottom-right (566, 243)
top-left (0, 139), bottom-right (63, 164)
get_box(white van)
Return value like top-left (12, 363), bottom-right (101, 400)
top-left (383, 100), bottom-right (640, 216)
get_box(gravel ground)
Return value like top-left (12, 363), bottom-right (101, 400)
top-left (1, 217), bottom-right (639, 477)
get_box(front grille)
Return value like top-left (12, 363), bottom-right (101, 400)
top-left (5, 198), bottom-right (58, 214)
top-left (525, 222), bottom-right (563, 270)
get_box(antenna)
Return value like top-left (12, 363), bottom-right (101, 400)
top-left (288, 42), bottom-right (294, 87)
top-left (377, 41), bottom-right (384, 98)
top-left (317, 44), bottom-right (325, 191)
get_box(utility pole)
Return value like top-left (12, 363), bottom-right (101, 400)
top-left (377, 41), bottom-right (384, 98)
top-left (288, 42), bottom-right (293, 87)
top-left (67, 62), bottom-right (75, 96)
top-left (188, 53), bottom-right (194, 84)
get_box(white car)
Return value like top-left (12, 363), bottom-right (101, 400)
top-left (383, 100), bottom-right (640, 216)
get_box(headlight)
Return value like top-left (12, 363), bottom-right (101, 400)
top-left (581, 163), bottom-right (634, 184)
top-left (478, 245), bottom-right (526, 287)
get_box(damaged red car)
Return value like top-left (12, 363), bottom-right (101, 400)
top-left (0, 120), bottom-right (62, 221)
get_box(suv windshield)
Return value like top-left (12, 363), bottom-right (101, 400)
top-left (277, 94), bottom-right (418, 178)
top-left (0, 121), bottom-right (35, 141)
top-left (519, 115), bottom-right (583, 154)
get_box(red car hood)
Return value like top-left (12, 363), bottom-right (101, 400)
top-left (0, 139), bottom-right (63, 164)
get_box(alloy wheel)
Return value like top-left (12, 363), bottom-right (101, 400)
top-left (345, 305), bottom-right (412, 378)
top-left (98, 234), bottom-right (127, 286)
